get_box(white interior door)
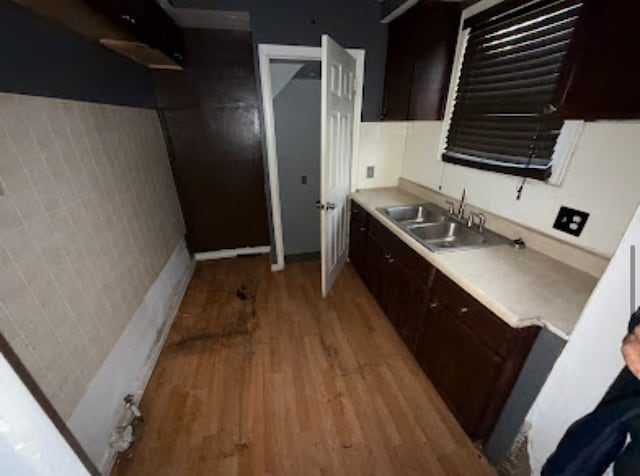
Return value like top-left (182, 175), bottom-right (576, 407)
top-left (320, 35), bottom-right (358, 297)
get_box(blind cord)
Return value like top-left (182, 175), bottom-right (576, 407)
top-left (516, 120), bottom-right (543, 201)
top-left (516, 177), bottom-right (526, 200)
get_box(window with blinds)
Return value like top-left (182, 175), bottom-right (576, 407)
top-left (443, 0), bottom-right (584, 180)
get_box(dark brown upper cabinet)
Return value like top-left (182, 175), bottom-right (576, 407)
top-left (462, 0), bottom-right (640, 121)
top-left (84, 0), bottom-right (185, 66)
top-left (382, 1), bottom-right (461, 121)
top-left (553, 0), bottom-right (640, 119)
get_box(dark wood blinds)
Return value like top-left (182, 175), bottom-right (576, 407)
top-left (443, 0), bottom-right (583, 180)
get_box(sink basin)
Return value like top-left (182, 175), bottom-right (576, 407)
top-left (378, 203), bottom-right (446, 225)
top-left (377, 201), bottom-right (509, 253)
top-left (408, 222), bottom-right (489, 249)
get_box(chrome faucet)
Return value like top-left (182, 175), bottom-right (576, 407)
top-left (469, 212), bottom-right (487, 232)
top-left (457, 188), bottom-right (467, 220)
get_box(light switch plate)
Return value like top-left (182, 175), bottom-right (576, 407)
top-left (553, 206), bottom-right (589, 237)
top-left (366, 166), bottom-right (375, 178)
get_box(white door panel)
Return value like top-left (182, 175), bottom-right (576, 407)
top-left (321, 35), bottom-right (357, 297)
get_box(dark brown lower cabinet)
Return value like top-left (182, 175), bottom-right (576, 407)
top-left (348, 200), bottom-right (540, 442)
top-left (416, 301), bottom-right (504, 439)
top-left (348, 202), bottom-right (368, 280)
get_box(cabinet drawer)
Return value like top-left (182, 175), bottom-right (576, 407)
top-left (431, 272), bottom-right (515, 359)
top-left (369, 217), bottom-right (433, 284)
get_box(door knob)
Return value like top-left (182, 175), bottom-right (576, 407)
top-left (326, 202), bottom-right (336, 210)
top-left (315, 201), bottom-right (325, 210)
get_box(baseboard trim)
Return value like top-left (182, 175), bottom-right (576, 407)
top-left (98, 252), bottom-right (195, 474)
top-left (67, 240), bottom-right (194, 475)
top-left (195, 246), bottom-right (271, 261)
top-left (102, 258), bottom-right (194, 473)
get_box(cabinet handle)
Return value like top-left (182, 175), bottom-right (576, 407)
top-left (459, 306), bottom-right (469, 315)
top-left (360, 226), bottom-right (366, 232)
top-left (429, 301), bottom-right (439, 310)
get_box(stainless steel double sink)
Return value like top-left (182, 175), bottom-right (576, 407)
top-left (377, 203), bottom-right (509, 252)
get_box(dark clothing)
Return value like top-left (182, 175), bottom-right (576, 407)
top-left (542, 310), bottom-right (640, 476)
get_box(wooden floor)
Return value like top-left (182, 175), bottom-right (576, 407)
top-left (111, 257), bottom-right (495, 476)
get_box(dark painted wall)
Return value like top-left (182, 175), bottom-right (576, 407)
top-left (171, 0), bottom-right (388, 121)
top-left (0, 1), bottom-right (154, 108)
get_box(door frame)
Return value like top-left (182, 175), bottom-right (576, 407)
top-left (257, 43), bottom-right (365, 271)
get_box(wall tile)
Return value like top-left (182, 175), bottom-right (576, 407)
top-left (0, 92), bottom-right (185, 419)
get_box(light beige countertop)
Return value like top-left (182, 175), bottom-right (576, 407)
top-left (351, 188), bottom-right (599, 339)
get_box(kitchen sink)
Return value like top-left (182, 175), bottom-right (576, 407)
top-left (377, 202), bottom-right (510, 252)
top-left (379, 203), bottom-right (446, 225)
top-left (408, 222), bottom-right (490, 250)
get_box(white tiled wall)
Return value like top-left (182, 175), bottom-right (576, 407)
top-left (0, 93), bottom-right (185, 419)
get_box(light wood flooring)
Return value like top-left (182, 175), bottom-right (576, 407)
top-left (111, 257), bottom-right (495, 475)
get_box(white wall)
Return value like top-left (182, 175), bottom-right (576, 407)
top-left (68, 240), bottom-right (193, 473)
top-left (355, 121), bottom-right (406, 189)
top-left (0, 354), bottom-right (89, 476)
top-left (525, 204), bottom-right (640, 473)
top-left (400, 120), bottom-right (640, 258)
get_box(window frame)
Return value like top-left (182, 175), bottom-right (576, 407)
top-left (438, 5), bottom-right (584, 186)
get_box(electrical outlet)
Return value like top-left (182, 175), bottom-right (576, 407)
top-left (366, 166), bottom-right (375, 178)
top-left (553, 206), bottom-right (589, 237)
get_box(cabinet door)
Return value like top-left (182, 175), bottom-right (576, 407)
top-left (381, 22), bottom-right (413, 120)
top-left (365, 234), bottom-right (403, 325)
top-left (382, 2), bottom-right (461, 120)
top-left (348, 218), bottom-right (368, 280)
top-left (556, 0), bottom-right (640, 119)
top-left (416, 301), bottom-right (503, 439)
top-left (386, 261), bottom-right (428, 353)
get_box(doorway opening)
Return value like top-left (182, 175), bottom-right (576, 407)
top-left (258, 44), bottom-right (364, 272)
top-left (271, 59), bottom-right (322, 263)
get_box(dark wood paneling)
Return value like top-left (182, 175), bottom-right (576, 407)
top-left (382, 1), bottom-right (461, 120)
top-left (154, 30), bottom-right (270, 253)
